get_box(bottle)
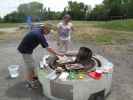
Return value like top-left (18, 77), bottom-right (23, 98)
top-left (78, 73), bottom-right (85, 79)
top-left (46, 71), bottom-right (58, 80)
top-left (68, 70), bottom-right (76, 80)
top-left (104, 62), bottom-right (113, 80)
top-left (103, 62), bottom-right (113, 73)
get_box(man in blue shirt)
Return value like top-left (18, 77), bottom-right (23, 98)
top-left (18, 24), bottom-right (62, 87)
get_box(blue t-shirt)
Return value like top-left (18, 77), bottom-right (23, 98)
top-left (18, 29), bottom-right (49, 54)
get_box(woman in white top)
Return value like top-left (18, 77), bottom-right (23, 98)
top-left (57, 14), bottom-right (74, 53)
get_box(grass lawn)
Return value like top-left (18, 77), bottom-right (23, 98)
top-left (0, 23), bottom-right (26, 28)
top-left (0, 19), bottom-right (133, 30)
top-left (92, 19), bottom-right (133, 32)
top-left (72, 19), bottom-right (133, 45)
top-left (0, 19), bottom-right (133, 45)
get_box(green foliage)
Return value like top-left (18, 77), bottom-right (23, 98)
top-left (41, 8), bottom-right (62, 20)
top-left (95, 35), bottom-right (113, 44)
top-left (1, 0), bottom-right (133, 22)
top-left (0, 17), bottom-right (2, 22)
top-left (3, 11), bottom-right (26, 23)
top-left (104, 0), bottom-right (123, 16)
top-left (18, 2), bottom-right (43, 17)
top-left (0, 20), bottom-right (133, 45)
top-left (128, 0), bottom-right (133, 17)
top-left (94, 19), bottom-right (133, 31)
top-left (90, 4), bottom-right (108, 20)
top-left (66, 1), bottom-right (91, 20)
top-left (90, 0), bottom-right (133, 20)
top-left (0, 23), bottom-right (24, 28)
top-left (3, 1), bottom-right (62, 22)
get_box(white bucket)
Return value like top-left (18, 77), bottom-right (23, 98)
top-left (8, 65), bottom-right (20, 78)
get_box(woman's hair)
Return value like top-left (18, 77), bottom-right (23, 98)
top-left (76, 47), bottom-right (93, 63)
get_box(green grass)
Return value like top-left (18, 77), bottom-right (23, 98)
top-left (93, 19), bottom-right (133, 32)
top-left (95, 35), bottom-right (113, 44)
top-left (73, 19), bottom-right (133, 44)
top-left (0, 23), bottom-right (25, 28)
top-left (0, 19), bottom-right (133, 32)
top-left (0, 19), bottom-right (133, 45)
top-left (49, 19), bottom-right (133, 32)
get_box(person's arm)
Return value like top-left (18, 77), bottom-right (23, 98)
top-left (70, 23), bottom-right (74, 32)
top-left (71, 25), bottom-right (74, 32)
top-left (64, 50), bottom-right (78, 56)
top-left (37, 32), bottom-right (63, 56)
top-left (46, 47), bottom-right (64, 56)
top-left (46, 47), bottom-right (57, 55)
top-left (65, 53), bottom-right (76, 57)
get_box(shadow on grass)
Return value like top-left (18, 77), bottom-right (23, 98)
top-left (5, 81), bottom-right (49, 100)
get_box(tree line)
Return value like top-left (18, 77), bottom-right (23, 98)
top-left (1, 0), bottom-right (133, 23)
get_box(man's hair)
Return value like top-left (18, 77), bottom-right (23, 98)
top-left (76, 47), bottom-right (93, 63)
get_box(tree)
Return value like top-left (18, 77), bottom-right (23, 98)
top-left (41, 8), bottom-right (62, 20)
top-left (18, 2), bottom-right (43, 19)
top-left (128, 0), bottom-right (133, 17)
top-left (89, 0), bottom-right (133, 20)
top-left (65, 1), bottom-right (91, 20)
top-left (0, 17), bottom-right (2, 22)
top-left (3, 1), bottom-right (62, 22)
top-left (3, 0), bottom-right (133, 22)
top-left (103, 0), bottom-right (131, 19)
top-left (90, 4), bottom-right (109, 20)
top-left (4, 11), bottom-right (26, 22)
top-left (103, 0), bottom-right (120, 17)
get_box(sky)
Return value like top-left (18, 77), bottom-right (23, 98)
top-left (0, 0), bottom-right (103, 17)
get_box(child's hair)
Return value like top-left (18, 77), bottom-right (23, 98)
top-left (43, 23), bottom-right (52, 30)
top-left (75, 47), bottom-right (93, 64)
top-left (63, 14), bottom-right (71, 20)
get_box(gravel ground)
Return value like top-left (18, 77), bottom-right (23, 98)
top-left (0, 40), bottom-right (133, 100)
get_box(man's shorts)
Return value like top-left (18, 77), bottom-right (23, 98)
top-left (22, 54), bottom-right (35, 73)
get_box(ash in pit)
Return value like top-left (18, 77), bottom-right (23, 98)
top-left (46, 47), bottom-right (101, 73)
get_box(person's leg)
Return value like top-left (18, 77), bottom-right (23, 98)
top-left (58, 39), bottom-right (65, 53)
top-left (64, 40), bottom-right (68, 52)
top-left (64, 39), bottom-right (71, 52)
top-left (69, 39), bottom-right (73, 51)
top-left (22, 54), bottom-right (36, 81)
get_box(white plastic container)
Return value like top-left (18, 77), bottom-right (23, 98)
top-left (8, 65), bottom-right (20, 78)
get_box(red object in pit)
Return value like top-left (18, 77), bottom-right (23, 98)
top-left (88, 71), bottom-right (103, 80)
